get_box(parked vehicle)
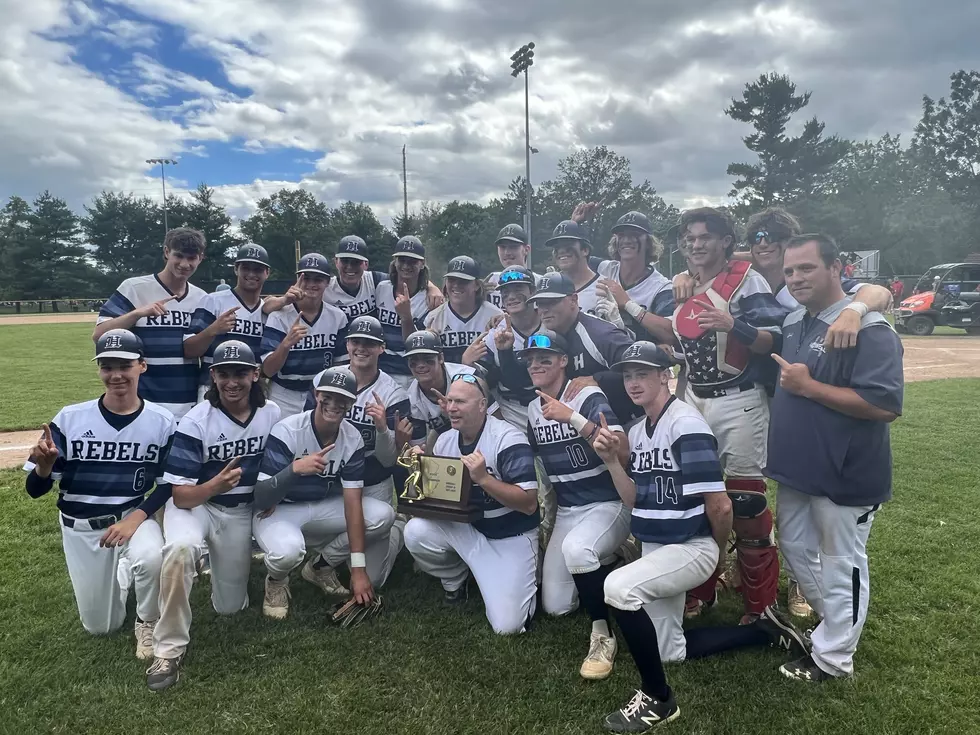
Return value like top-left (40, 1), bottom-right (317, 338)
top-left (894, 263), bottom-right (980, 336)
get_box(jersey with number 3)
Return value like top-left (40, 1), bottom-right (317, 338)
top-left (260, 303), bottom-right (349, 393)
top-left (628, 397), bottom-right (726, 544)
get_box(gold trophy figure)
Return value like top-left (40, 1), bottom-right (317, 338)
top-left (397, 444), bottom-right (424, 500)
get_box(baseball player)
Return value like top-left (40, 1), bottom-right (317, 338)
top-left (483, 224), bottom-right (541, 309)
top-left (594, 342), bottom-right (807, 732)
top-left (545, 219), bottom-right (622, 325)
top-left (146, 340), bottom-right (281, 691)
top-left (375, 236), bottom-right (434, 389)
top-left (596, 212), bottom-right (676, 343)
top-left (424, 256), bottom-right (503, 364)
top-left (24, 329), bottom-right (175, 658)
top-left (252, 367), bottom-right (395, 619)
top-left (302, 316), bottom-right (413, 592)
top-left (260, 253), bottom-right (349, 417)
top-left (403, 374), bottom-right (540, 634)
top-left (184, 244), bottom-right (272, 402)
top-left (524, 329), bottom-right (631, 680)
top-left (767, 235), bottom-right (903, 681)
top-left (95, 228), bottom-right (208, 419)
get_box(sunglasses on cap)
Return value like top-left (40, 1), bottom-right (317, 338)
top-left (526, 334), bottom-right (560, 350)
top-left (450, 372), bottom-right (487, 397)
top-left (751, 230), bottom-right (789, 245)
top-left (499, 270), bottom-right (530, 285)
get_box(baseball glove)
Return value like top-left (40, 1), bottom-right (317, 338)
top-left (328, 595), bottom-right (385, 629)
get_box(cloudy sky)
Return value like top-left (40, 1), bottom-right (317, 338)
top-left (2, 0), bottom-right (978, 225)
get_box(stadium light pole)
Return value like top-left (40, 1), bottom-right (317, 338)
top-left (146, 158), bottom-right (178, 233)
top-left (511, 42), bottom-right (535, 268)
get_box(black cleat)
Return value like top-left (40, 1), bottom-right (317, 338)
top-left (757, 605), bottom-right (810, 656)
top-left (780, 654), bottom-right (837, 682)
top-left (146, 655), bottom-right (183, 692)
top-left (603, 689), bottom-right (680, 732)
top-left (444, 585), bottom-right (468, 605)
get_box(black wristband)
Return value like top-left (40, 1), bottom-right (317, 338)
top-left (730, 318), bottom-right (760, 345)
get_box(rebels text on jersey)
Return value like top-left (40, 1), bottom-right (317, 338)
top-left (628, 397), bottom-right (726, 544)
top-left (257, 412), bottom-right (365, 503)
top-left (260, 303), bottom-right (349, 393)
top-left (375, 281), bottom-right (430, 376)
top-left (188, 289), bottom-right (266, 384)
top-left (424, 301), bottom-right (503, 364)
top-left (324, 271), bottom-right (389, 320)
top-left (433, 416), bottom-right (539, 539)
top-left (98, 274), bottom-right (206, 412)
top-left (24, 398), bottom-right (176, 519)
top-left (162, 400), bottom-right (282, 507)
top-left (527, 384), bottom-right (622, 507)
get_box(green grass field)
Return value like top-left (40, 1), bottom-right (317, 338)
top-left (1, 318), bottom-right (978, 735)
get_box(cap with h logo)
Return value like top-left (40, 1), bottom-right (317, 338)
top-left (496, 265), bottom-right (535, 290)
top-left (336, 235), bottom-right (368, 262)
top-left (297, 252), bottom-right (331, 277)
top-left (524, 329), bottom-right (568, 355)
top-left (612, 211), bottom-right (653, 236)
top-left (527, 273), bottom-right (575, 304)
top-left (211, 339), bottom-right (258, 368)
top-left (611, 341), bottom-right (674, 372)
top-left (444, 256), bottom-right (479, 281)
top-left (346, 316), bottom-right (384, 344)
top-left (314, 367), bottom-right (358, 401)
top-left (235, 243), bottom-right (270, 267)
top-left (394, 236), bottom-right (426, 261)
top-left (94, 329), bottom-right (144, 361)
top-left (495, 224), bottom-right (528, 245)
top-left (545, 220), bottom-right (591, 248)
top-left (404, 330), bottom-right (442, 356)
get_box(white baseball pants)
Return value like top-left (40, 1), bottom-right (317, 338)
top-left (404, 518), bottom-right (539, 635)
top-left (267, 383), bottom-right (309, 419)
top-left (60, 512), bottom-right (163, 634)
top-left (684, 385), bottom-right (769, 477)
top-left (542, 501), bottom-right (631, 616)
top-left (777, 484), bottom-right (878, 677)
top-left (153, 499), bottom-right (253, 660)
top-left (253, 496), bottom-right (395, 584)
top-left (604, 535), bottom-right (719, 663)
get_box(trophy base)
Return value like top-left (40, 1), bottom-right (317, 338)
top-left (397, 497), bottom-right (483, 523)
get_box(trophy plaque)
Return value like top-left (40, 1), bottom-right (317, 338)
top-left (396, 447), bottom-right (482, 522)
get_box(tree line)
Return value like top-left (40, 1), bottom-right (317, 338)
top-left (2, 70), bottom-right (979, 300)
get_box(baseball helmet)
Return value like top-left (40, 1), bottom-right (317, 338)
top-left (527, 272), bottom-right (575, 304)
top-left (612, 211), bottom-right (653, 236)
top-left (94, 329), bottom-right (144, 361)
top-left (314, 367), bottom-right (357, 401)
top-left (524, 329), bottom-right (569, 355)
top-left (394, 236), bottom-right (426, 260)
top-left (336, 235), bottom-right (368, 262)
top-left (211, 339), bottom-right (259, 369)
top-left (404, 330), bottom-right (442, 356)
top-left (545, 220), bottom-right (591, 248)
top-left (495, 224), bottom-right (528, 245)
top-left (346, 316), bottom-right (384, 344)
top-left (235, 243), bottom-right (270, 267)
top-left (496, 265), bottom-right (535, 289)
top-left (444, 256), bottom-right (479, 281)
top-left (611, 341), bottom-right (674, 372)
top-left (297, 252), bottom-right (331, 277)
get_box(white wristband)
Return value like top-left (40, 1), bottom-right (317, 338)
top-left (844, 301), bottom-right (869, 318)
top-left (349, 552), bottom-right (366, 568)
top-left (624, 300), bottom-right (646, 320)
top-left (569, 412), bottom-right (588, 432)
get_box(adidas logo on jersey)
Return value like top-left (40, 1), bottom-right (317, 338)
top-left (81, 430), bottom-right (96, 438)
top-left (218, 433), bottom-right (228, 441)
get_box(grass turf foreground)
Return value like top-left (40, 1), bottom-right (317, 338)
top-left (1, 375), bottom-right (978, 734)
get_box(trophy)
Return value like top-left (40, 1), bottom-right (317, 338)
top-left (396, 444), bottom-right (482, 522)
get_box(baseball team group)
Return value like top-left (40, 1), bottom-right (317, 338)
top-left (23, 202), bottom-right (904, 732)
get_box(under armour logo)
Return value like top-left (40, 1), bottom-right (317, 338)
top-left (104, 334), bottom-right (123, 349)
top-left (222, 345), bottom-right (241, 359)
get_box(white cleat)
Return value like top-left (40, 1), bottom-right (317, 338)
top-left (580, 632), bottom-right (617, 680)
top-left (134, 619), bottom-right (156, 660)
top-left (263, 576), bottom-right (291, 620)
top-left (301, 559), bottom-right (350, 597)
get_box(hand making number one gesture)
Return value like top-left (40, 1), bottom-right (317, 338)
top-left (771, 353), bottom-right (813, 396)
top-left (536, 390), bottom-right (574, 424)
top-left (592, 414), bottom-right (620, 464)
top-left (32, 424), bottom-right (60, 475)
top-left (292, 444), bottom-right (335, 476)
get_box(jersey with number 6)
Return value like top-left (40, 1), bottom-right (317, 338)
top-left (627, 397), bottom-right (726, 544)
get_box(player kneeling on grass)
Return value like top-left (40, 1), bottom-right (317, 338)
top-left (524, 329), bottom-right (631, 679)
top-left (252, 368), bottom-right (395, 619)
top-left (403, 374), bottom-right (540, 635)
top-left (145, 340), bottom-right (281, 692)
top-left (593, 342), bottom-right (808, 733)
top-left (24, 329), bottom-right (175, 660)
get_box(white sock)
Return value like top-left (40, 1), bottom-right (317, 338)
top-left (592, 619), bottom-right (610, 637)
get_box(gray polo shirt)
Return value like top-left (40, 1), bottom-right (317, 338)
top-left (765, 298), bottom-right (904, 506)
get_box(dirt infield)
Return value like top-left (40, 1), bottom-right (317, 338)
top-left (0, 333), bottom-right (977, 469)
top-left (0, 313), bottom-right (98, 325)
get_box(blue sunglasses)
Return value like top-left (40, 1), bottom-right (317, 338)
top-left (450, 372), bottom-right (487, 397)
top-left (526, 334), bottom-right (557, 350)
top-left (499, 270), bottom-right (530, 285)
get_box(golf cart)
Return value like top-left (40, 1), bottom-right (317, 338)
top-left (894, 262), bottom-right (980, 336)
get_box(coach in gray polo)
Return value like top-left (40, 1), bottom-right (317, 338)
top-left (765, 233), bottom-right (903, 683)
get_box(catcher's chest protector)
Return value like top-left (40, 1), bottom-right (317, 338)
top-left (674, 260), bottom-right (752, 385)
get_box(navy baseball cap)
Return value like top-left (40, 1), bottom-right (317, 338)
top-left (612, 341), bottom-right (674, 372)
top-left (404, 330), bottom-right (442, 356)
top-left (496, 265), bottom-right (535, 289)
top-left (94, 329), bottom-right (144, 361)
top-left (297, 252), bottom-right (331, 277)
top-left (612, 211), bottom-right (652, 236)
top-left (545, 220), bottom-right (591, 248)
top-left (495, 224), bottom-right (528, 245)
top-left (235, 243), bottom-right (270, 267)
top-left (211, 339), bottom-right (259, 369)
top-left (394, 236), bottom-right (426, 261)
top-left (524, 329), bottom-right (568, 355)
top-left (315, 367), bottom-right (357, 401)
top-left (346, 316), bottom-right (385, 344)
top-left (335, 235), bottom-right (368, 262)
top-left (527, 273), bottom-right (575, 304)
top-left (444, 256), bottom-right (479, 281)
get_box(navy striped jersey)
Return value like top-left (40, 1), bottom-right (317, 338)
top-left (597, 260), bottom-right (675, 341)
top-left (407, 362), bottom-right (483, 442)
top-left (424, 301), bottom-right (503, 364)
top-left (307, 369), bottom-right (411, 487)
top-left (24, 398), bottom-right (175, 519)
top-left (484, 271), bottom-right (543, 310)
top-left (162, 399), bottom-right (281, 507)
top-left (527, 384), bottom-right (622, 506)
top-left (323, 271), bottom-right (389, 320)
top-left (98, 274), bottom-right (207, 417)
top-left (375, 280), bottom-right (430, 377)
top-left (260, 303), bottom-right (349, 393)
top-left (187, 288), bottom-right (266, 385)
top-left (258, 412), bottom-right (365, 503)
top-left (433, 416), bottom-right (539, 539)
top-left (482, 320), bottom-right (538, 429)
top-left (627, 397), bottom-right (726, 544)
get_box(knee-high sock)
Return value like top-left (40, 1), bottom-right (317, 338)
top-left (684, 623), bottom-right (769, 659)
top-left (611, 607), bottom-right (671, 702)
top-left (572, 563), bottom-right (616, 623)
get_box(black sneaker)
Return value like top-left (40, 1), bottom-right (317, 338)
top-left (146, 655), bottom-right (183, 692)
top-left (603, 689), bottom-right (680, 732)
top-left (757, 605), bottom-right (809, 656)
top-left (444, 584), bottom-right (468, 605)
top-left (780, 655), bottom-right (836, 682)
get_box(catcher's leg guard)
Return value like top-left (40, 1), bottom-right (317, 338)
top-left (727, 478), bottom-right (779, 616)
